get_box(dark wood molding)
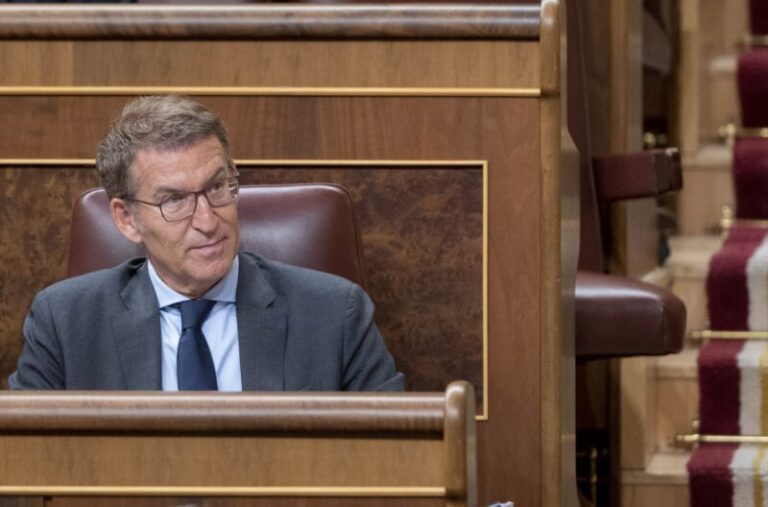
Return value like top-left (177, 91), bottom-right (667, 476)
top-left (0, 4), bottom-right (540, 40)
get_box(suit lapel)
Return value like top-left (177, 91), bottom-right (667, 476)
top-left (112, 262), bottom-right (162, 390)
top-left (236, 253), bottom-right (286, 391)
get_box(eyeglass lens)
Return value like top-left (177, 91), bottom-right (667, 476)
top-left (160, 178), bottom-right (239, 221)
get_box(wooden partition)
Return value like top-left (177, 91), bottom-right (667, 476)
top-left (0, 4), bottom-right (577, 506)
top-left (0, 382), bottom-right (474, 507)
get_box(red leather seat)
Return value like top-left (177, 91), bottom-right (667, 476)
top-left (68, 184), bottom-right (366, 287)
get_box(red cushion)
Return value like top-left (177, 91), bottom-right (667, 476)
top-left (68, 184), bottom-right (366, 287)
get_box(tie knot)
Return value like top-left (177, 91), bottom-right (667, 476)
top-left (179, 299), bottom-right (216, 330)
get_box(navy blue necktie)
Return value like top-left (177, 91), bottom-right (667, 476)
top-left (177, 299), bottom-right (218, 390)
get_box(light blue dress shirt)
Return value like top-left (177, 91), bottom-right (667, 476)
top-left (147, 257), bottom-right (242, 391)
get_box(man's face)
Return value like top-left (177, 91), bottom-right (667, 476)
top-left (111, 135), bottom-right (240, 298)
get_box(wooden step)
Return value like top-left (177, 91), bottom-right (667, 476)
top-left (666, 234), bottom-right (723, 331)
top-left (622, 451), bottom-right (690, 507)
top-left (677, 146), bottom-right (733, 235)
top-left (701, 54), bottom-right (739, 141)
top-left (656, 347), bottom-right (699, 453)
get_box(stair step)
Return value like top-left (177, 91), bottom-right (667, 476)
top-left (678, 145), bottom-right (734, 235)
top-left (667, 234), bottom-right (722, 277)
top-left (624, 450), bottom-right (690, 485)
top-left (667, 234), bottom-right (722, 331)
top-left (702, 54), bottom-right (739, 140)
top-left (683, 143), bottom-right (732, 170)
top-left (657, 346), bottom-right (700, 452)
top-left (622, 451), bottom-right (690, 507)
top-left (657, 346), bottom-right (699, 379)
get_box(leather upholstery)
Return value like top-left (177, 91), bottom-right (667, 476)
top-left (575, 272), bottom-right (686, 359)
top-left (592, 148), bottom-right (682, 203)
top-left (68, 184), bottom-right (366, 287)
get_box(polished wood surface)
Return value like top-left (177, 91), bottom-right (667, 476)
top-left (0, 391), bottom-right (444, 432)
top-left (0, 5), bottom-right (539, 40)
top-left (0, 383), bottom-right (475, 506)
top-left (48, 499), bottom-right (443, 507)
top-left (0, 4), bottom-right (575, 506)
top-left (0, 41), bottom-right (539, 90)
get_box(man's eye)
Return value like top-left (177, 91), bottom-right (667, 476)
top-left (164, 194), bottom-right (186, 205)
top-left (209, 180), bottom-right (226, 192)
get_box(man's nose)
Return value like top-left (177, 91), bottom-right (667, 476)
top-left (190, 192), bottom-right (218, 230)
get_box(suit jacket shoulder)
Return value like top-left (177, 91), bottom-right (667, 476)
top-left (235, 252), bottom-right (404, 391)
top-left (9, 258), bottom-right (160, 390)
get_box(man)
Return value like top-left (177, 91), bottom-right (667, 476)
top-left (9, 95), bottom-right (404, 391)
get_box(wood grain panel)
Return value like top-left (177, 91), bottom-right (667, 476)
top-left (0, 40), bottom-right (539, 89)
top-left (0, 499), bottom-right (42, 507)
top-left (0, 41), bottom-right (73, 86)
top-left (238, 167), bottom-right (483, 403)
top-left (0, 435), bottom-right (442, 487)
top-left (0, 168), bottom-right (100, 390)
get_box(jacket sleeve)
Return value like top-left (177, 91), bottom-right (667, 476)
top-left (341, 284), bottom-right (405, 391)
top-left (8, 289), bottom-right (66, 390)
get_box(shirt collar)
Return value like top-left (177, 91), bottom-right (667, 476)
top-left (147, 255), bottom-right (239, 309)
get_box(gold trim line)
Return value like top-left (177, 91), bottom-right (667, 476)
top-left (731, 219), bottom-right (768, 229)
top-left (719, 123), bottom-right (768, 145)
top-left (743, 34), bottom-right (768, 47)
top-left (718, 214), bottom-right (768, 231)
top-left (0, 86), bottom-right (541, 97)
top-left (0, 159), bottom-right (488, 167)
top-left (481, 160), bottom-right (489, 422)
top-left (0, 485), bottom-right (446, 497)
top-left (689, 330), bottom-right (768, 340)
top-left (675, 433), bottom-right (768, 445)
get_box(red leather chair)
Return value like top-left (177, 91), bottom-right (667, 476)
top-left (68, 184), bottom-right (366, 287)
top-left (567, 1), bottom-right (685, 359)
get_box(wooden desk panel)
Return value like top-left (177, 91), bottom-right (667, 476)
top-left (0, 385), bottom-right (475, 506)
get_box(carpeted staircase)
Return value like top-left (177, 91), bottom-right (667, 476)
top-left (688, 3), bottom-right (768, 504)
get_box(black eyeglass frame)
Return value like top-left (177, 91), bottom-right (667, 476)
top-left (123, 174), bottom-right (240, 223)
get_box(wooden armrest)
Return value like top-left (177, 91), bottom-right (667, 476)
top-left (592, 147), bottom-right (682, 203)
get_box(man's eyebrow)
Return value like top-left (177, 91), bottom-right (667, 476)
top-left (152, 184), bottom-right (184, 200)
top-left (208, 166), bottom-right (228, 181)
top-left (151, 166), bottom-right (229, 200)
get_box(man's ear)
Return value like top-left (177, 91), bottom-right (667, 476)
top-left (110, 198), bottom-right (143, 245)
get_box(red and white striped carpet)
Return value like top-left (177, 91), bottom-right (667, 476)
top-left (691, 225), bottom-right (768, 506)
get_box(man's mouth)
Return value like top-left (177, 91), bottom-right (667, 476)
top-left (191, 237), bottom-right (225, 253)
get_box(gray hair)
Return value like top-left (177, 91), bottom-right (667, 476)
top-left (96, 95), bottom-right (232, 198)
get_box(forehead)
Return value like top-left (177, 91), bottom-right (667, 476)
top-left (131, 136), bottom-right (228, 193)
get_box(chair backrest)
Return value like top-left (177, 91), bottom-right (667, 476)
top-left (67, 184), bottom-right (366, 287)
top-left (565, 0), bottom-right (605, 273)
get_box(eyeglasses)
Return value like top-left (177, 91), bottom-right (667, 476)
top-left (125, 176), bottom-right (240, 222)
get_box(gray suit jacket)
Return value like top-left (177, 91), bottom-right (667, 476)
top-left (9, 252), bottom-right (404, 391)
